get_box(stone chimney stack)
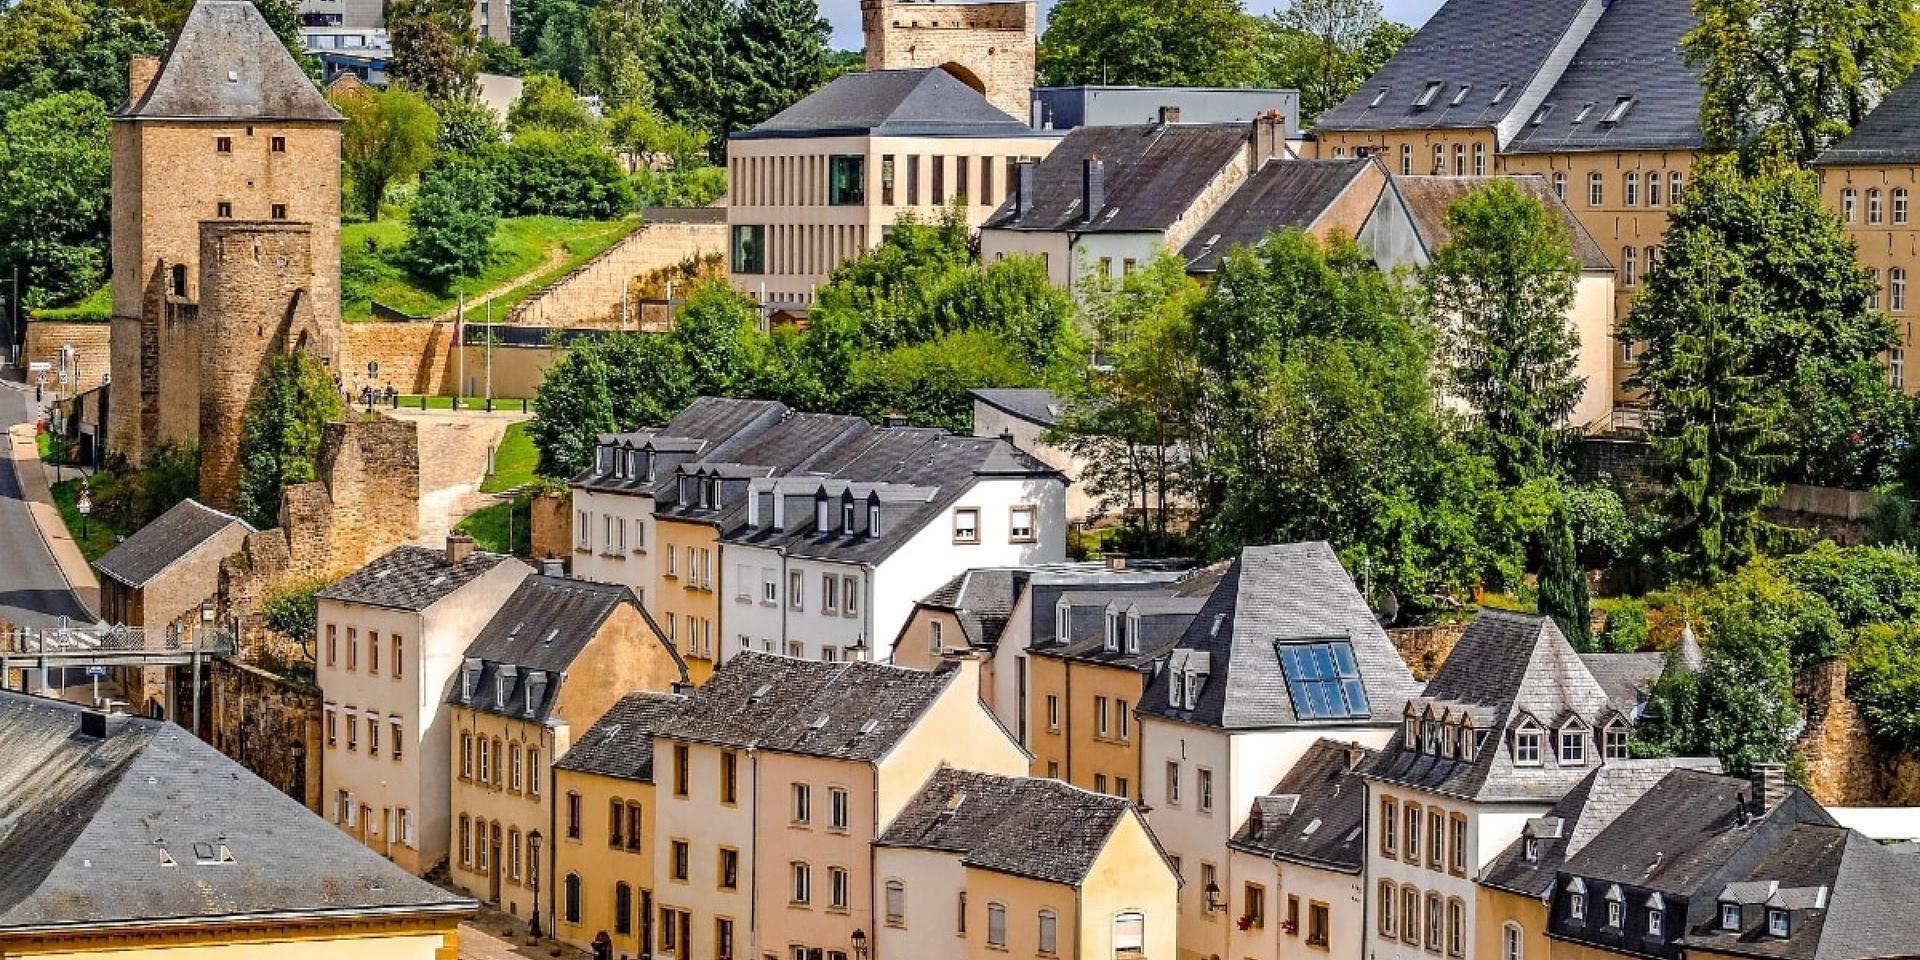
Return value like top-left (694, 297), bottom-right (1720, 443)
top-left (446, 532), bottom-right (476, 565)
top-left (1015, 160), bottom-right (1037, 219)
top-left (1752, 762), bottom-right (1789, 814)
top-left (1253, 109), bottom-right (1285, 167)
top-left (1082, 155), bottom-right (1105, 222)
top-left (128, 54), bottom-right (160, 107)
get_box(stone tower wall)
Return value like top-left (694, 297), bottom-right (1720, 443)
top-left (861, 0), bottom-right (1037, 118)
top-left (196, 221), bottom-right (326, 508)
top-left (107, 115), bottom-right (342, 465)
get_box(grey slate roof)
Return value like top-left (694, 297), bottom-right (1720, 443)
top-left (1364, 611), bottom-right (1626, 803)
top-left (0, 691), bottom-right (470, 932)
top-left (736, 68), bottom-right (1046, 140)
top-left (970, 387), bottom-right (1065, 428)
top-left (552, 691), bottom-right (685, 782)
top-left (1383, 174), bottom-right (1614, 272)
top-left (1030, 590), bottom-right (1208, 669)
top-left (1501, 0), bottom-right (1706, 153)
top-left (654, 652), bottom-right (961, 762)
top-left (875, 767), bottom-right (1152, 886)
top-left (1579, 650), bottom-right (1666, 717)
top-left (1313, 0), bottom-right (1596, 135)
top-left (94, 498), bottom-right (252, 588)
top-left (576, 397), bottom-right (790, 495)
top-left (1816, 72), bottom-right (1920, 165)
top-left (1228, 739), bottom-right (1377, 873)
top-left (1480, 757), bottom-right (1722, 897)
top-left (981, 123), bottom-right (1253, 233)
top-left (316, 544), bottom-right (519, 611)
top-left (449, 576), bottom-right (682, 724)
top-left (1139, 542), bottom-right (1420, 730)
top-left (121, 1), bottom-right (340, 122)
top-left (916, 567), bottom-right (1031, 649)
top-left (1182, 159), bottom-right (1380, 272)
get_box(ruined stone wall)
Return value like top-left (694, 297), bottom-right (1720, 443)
top-left (861, 0), bottom-right (1037, 118)
top-left (23, 321), bottom-right (112, 394)
top-left (1388, 622), bottom-right (1469, 681)
top-left (501, 221), bottom-right (727, 328)
top-left (530, 489), bottom-right (572, 562)
top-left (1795, 658), bottom-right (1920, 806)
top-left (207, 657), bottom-right (324, 812)
top-left (341, 320), bottom-right (456, 396)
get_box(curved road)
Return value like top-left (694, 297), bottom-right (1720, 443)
top-left (0, 384), bottom-right (91, 626)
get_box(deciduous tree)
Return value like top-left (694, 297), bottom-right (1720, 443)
top-left (338, 86), bottom-right (439, 220)
top-left (0, 91), bottom-right (112, 306)
top-left (402, 162), bottom-right (497, 287)
top-left (235, 351), bottom-right (343, 529)
top-left (1039, 0), bottom-right (1262, 87)
top-left (388, 0), bottom-right (481, 101)
top-left (1260, 0), bottom-right (1410, 123)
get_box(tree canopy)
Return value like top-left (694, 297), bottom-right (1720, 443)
top-left (337, 86), bottom-right (439, 220)
top-left (1261, 0), bottom-right (1413, 124)
top-left (1038, 0), bottom-right (1263, 87)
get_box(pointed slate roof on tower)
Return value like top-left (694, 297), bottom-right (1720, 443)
top-left (121, 0), bottom-right (340, 122)
top-left (1673, 622), bottom-right (1705, 673)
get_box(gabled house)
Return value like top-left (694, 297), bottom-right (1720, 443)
top-left (1361, 610), bottom-right (1657, 960)
top-left (1226, 739), bottom-right (1379, 960)
top-left (1135, 541), bottom-right (1420, 960)
top-left (647, 653), bottom-right (1027, 960)
top-left (1180, 157), bottom-right (1388, 273)
top-left (874, 767), bottom-right (1180, 960)
top-left (446, 575), bottom-right (686, 924)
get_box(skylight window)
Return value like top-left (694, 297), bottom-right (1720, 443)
top-left (1369, 88), bottom-right (1391, 108)
top-left (1602, 96), bottom-right (1634, 123)
top-left (1573, 101), bottom-right (1596, 123)
top-left (1530, 104), bottom-right (1554, 126)
top-left (1413, 81), bottom-right (1444, 108)
top-left (1274, 639), bottom-right (1371, 719)
top-left (1450, 84), bottom-right (1472, 107)
top-left (1491, 83), bottom-right (1510, 105)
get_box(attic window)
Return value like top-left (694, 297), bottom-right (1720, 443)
top-left (842, 498), bottom-right (855, 532)
top-left (1126, 611), bottom-right (1142, 655)
top-left (1602, 96), bottom-right (1633, 123)
top-left (1721, 903), bottom-right (1741, 931)
top-left (1530, 104), bottom-right (1554, 126)
top-left (1491, 83), bottom-right (1510, 104)
top-left (1413, 81), bottom-right (1444, 108)
top-left (859, 718), bottom-right (880, 736)
top-left (1573, 101), bottom-right (1596, 124)
top-left (1103, 610), bottom-right (1120, 653)
top-left (1767, 908), bottom-right (1788, 938)
top-left (1055, 599), bottom-right (1071, 643)
top-left (750, 682), bottom-right (774, 703)
top-left (1273, 639), bottom-right (1371, 720)
top-left (1369, 88), bottom-right (1391, 108)
top-left (867, 502), bottom-right (881, 537)
top-left (1523, 837), bottom-right (1539, 861)
top-left (227, 69), bottom-right (239, 82)
top-left (816, 494), bottom-right (831, 531)
top-left (810, 714), bottom-right (830, 730)
top-left (1449, 84), bottom-right (1472, 106)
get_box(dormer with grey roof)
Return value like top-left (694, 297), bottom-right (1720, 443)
top-left (1140, 542), bottom-right (1419, 731)
top-left (1500, 0), bottom-right (1706, 154)
top-left (1229, 738), bottom-right (1378, 873)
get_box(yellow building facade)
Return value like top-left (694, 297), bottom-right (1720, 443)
top-left (653, 517), bottom-right (722, 684)
top-left (0, 915), bottom-right (463, 960)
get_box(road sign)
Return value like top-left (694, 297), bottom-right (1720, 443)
top-left (76, 489), bottom-right (92, 515)
top-left (85, 665), bottom-right (106, 677)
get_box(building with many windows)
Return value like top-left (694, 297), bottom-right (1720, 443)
top-left (647, 653), bottom-right (1028, 960)
top-left (873, 767), bottom-right (1178, 960)
top-left (317, 535), bottom-right (532, 874)
top-left (725, 67), bottom-right (1060, 308)
top-left (446, 575), bottom-right (685, 925)
top-left (1225, 739), bottom-right (1378, 960)
top-left (1816, 79), bottom-right (1920, 393)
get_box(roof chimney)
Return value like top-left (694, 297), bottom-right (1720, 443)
top-left (540, 558), bottom-right (566, 577)
top-left (79, 708), bottom-right (131, 740)
top-left (1253, 109), bottom-right (1285, 167)
top-left (446, 532), bottom-right (475, 565)
top-left (1105, 552), bottom-right (1129, 571)
top-left (1752, 762), bottom-right (1789, 814)
top-left (882, 413), bottom-right (910, 428)
top-left (1159, 105), bottom-right (1181, 124)
top-left (1082, 154), bottom-right (1106, 222)
top-left (128, 54), bottom-right (160, 108)
top-left (1015, 160), bottom-right (1037, 219)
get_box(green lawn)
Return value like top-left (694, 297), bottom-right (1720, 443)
top-left (389, 394), bottom-right (531, 411)
top-left (30, 284), bottom-right (111, 322)
top-left (51, 474), bottom-right (136, 564)
top-left (456, 493), bottom-right (532, 556)
top-left (342, 215), bottom-right (642, 321)
top-left (481, 421), bottom-right (538, 493)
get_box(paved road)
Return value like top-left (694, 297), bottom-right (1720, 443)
top-left (0, 384), bottom-right (90, 627)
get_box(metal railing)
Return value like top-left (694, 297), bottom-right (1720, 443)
top-left (0, 618), bottom-right (237, 659)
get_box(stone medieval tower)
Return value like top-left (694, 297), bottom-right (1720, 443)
top-left (108, 0), bottom-right (343, 508)
top-left (860, 0), bottom-right (1038, 118)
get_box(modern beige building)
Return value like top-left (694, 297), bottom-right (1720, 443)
top-left (1310, 0), bottom-right (1706, 411)
top-left (725, 67), bottom-right (1060, 308)
top-left (552, 691), bottom-right (686, 959)
top-left (873, 767), bottom-right (1179, 960)
top-left (316, 536), bottom-right (532, 875)
top-left (649, 652), bottom-right (1028, 960)
top-left (446, 576), bottom-right (685, 926)
top-left (1816, 81), bottom-right (1920, 392)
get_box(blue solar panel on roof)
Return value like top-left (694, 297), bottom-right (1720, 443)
top-left (1276, 639), bottom-right (1372, 719)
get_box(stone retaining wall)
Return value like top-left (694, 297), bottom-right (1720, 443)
top-left (23, 321), bottom-right (112, 394)
top-left (504, 221), bottom-right (727, 328)
top-left (341, 320), bottom-right (455, 396)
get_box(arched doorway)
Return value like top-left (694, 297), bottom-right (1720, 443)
top-left (938, 61), bottom-right (986, 95)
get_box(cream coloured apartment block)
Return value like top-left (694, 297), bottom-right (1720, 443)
top-left (726, 68), bottom-right (1060, 308)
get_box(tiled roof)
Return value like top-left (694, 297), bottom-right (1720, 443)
top-left (736, 68), bottom-right (1045, 140)
top-left (914, 567), bottom-right (1031, 649)
top-left (1384, 174), bottom-right (1614, 272)
top-left (981, 123), bottom-right (1253, 233)
top-left (1030, 589), bottom-right (1208, 668)
top-left (94, 499), bottom-right (252, 588)
top-left (552, 691), bottom-right (685, 782)
top-left (1314, 0), bottom-right (1597, 135)
top-left (1579, 651), bottom-right (1665, 717)
top-left (121, 1), bottom-right (340, 122)
top-left (315, 545), bottom-right (520, 611)
top-left (1816, 72), bottom-right (1920, 165)
top-left (1182, 159), bottom-right (1380, 272)
top-left (1501, 0), bottom-right (1706, 153)
top-left (1228, 739), bottom-right (1377, 873)
top-left (1480, 757), bottom-right (1722, 897)
top-left (875, 767), bottom-right (1148, 885)
top-left (449, 576), bottom-right (682, 723)
top-left (575, 398), bottom-right (790, 495)
top-left (1139, 542), bottom-right (1419, 730)
top-left (654, 653), bottom-right (958, 762)
top-left (0, 692), bottom-right (470, 932)
top-left (1363, 611), bottom-right (1625, 802)
top-left (970, 388), bottom-right (1065, 428)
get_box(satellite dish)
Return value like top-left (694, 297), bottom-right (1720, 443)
top-left (1372, 587), bottom-right (1401, 627)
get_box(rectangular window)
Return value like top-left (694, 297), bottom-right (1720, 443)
top-left (346, 628), bottom-right (357, 670)
top-left (671, 840), bottom-right (689, 880)
top-left (789, 570), bottom-right (804, 609)
top-left (720, 846), bottom-right (739, 888)
top-left (1046, 694), bottom-right (1060, 730)
top-left (216, 201), bottom-right (232, 218)
top-left (271, 135), bottom-right (286, 152)
top-left (931, 155), bottom-right (946, 204)
top-left (326, 624), bottom-right (336, 666)
top-left (830, 786), bottom-right (850, 830)
top-left (843, 576), bottom-right (859, 616)
top-left (270, 203), bottom-right (288, 219)
top-left (791, 862), bottom-right (811, 904)
top-left (216, 136), bottom-right (232, 153)
top-left (881, 154), bottom-right (896, 204)
top-left (953, 508), bottom-right (980, 543)
top-left (822, 573), bottom-right (838, 612)
top-left (673, 743), bottom-right (689, 797)
top-left (1009, 505), bottom-right (1035, 542)
top-left (791, 782), bottom-right (811, 824)
top-left (721, 750), bottom-right (738, 804)
top-left (907, 155), bottom-right (921, 205)
top-left (731, 224), bottom-right (766, 273)
top-left (566, 791), bottom-right (581, 838)
top-left (1381, 796), bottom-right (1398, 854)
top-left (1245, 883), bottom-right (1266, 928)
top-left (1166, 761), bottom-right (1180, 805)
top-left (1095, 695), bottom-right (1110, 736)
top-left (393, 634), bottom-right (403, 678)
top-left (1198, 767), bottom-right (1213, 812)
top-left (368, 633), bottom-right (379, 675)
top-left (987, 902), bottom-right (1007, 947)
top-left (390, 717), bottom-right (403, 759)
top-left (1450, 813), bottom-right (1468, 874)
top-left (1405, 803), bottom-right (1422, 863)
top-left (1429, 808), bottom-right (1444, 867)
top-left (828, 155), bottom-right (866, 205)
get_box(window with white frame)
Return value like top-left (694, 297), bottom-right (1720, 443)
top-left (929, 619), bottom-right (943, 653)
top-left (843, 575), bottom-right (858, 616)
top-left (1589, 172), bottom-right (1604, 207)
top-left (1871, 188), bottom-right (1885, 224)
top-left (953, 508), bottom-right (980, 543)
top-left (821, 573), bottom-right (838, 613)
top-left (1503, 922), bottom-right (1524, 960)
top-left (575, 510), bottom-right (590, 548)
top-left (1514, 721), bottom-right (1542, 765)
top-left (1894, 268), bottom-right (1907, 312)
top-left (790, 862), bottom-right (811, 904)
top-left (829, 866), bottom-right (850, 909)
top-left (1604, 720), bottom-right (1630, 758)
top-left (1400, 144), bottom-right (1412, 175)
top-left (1647, 170), bottom-right (1662, 206)
top-left (762, 569), bottom-right (777, 602)
top-left (1560, 724), bottom-right (1587, 764)
top-left (829, 786), bottom-right (849, 830)
top-left (1010, 505), bottom-right (1035, 542)
top-left (1768, 908), bottom-right (1789, 937)
top-left (1721, 902), bottom-right (1741, 930)
top-left (1115, 911), bottom-right (1145, 953)
top-left (987, 902), bottom-right (1008, 947)
top-left (1898, 187), bottom-right (1910, 223)
top-left (1198, 767), bottom-right (1213, 812)
top-left (1624, 171), bottom-right (1639, 206)
top-left (1670, 170), bottom-right (1684, 201)
top-left (1845, 188), bottom-right (1859, 222)
top-left (789, 570), bottom-right (804, 609)
top-left (1553, 171), bottom-right (1566, 199)
top-left (1893, 348), bottom-right (1906, 391)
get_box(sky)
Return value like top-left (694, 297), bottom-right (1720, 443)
top-left (819, 0), bottom-right (1448, 50)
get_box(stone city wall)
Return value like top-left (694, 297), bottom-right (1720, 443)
top-left (23, 321), bottom-right (112, 394)
top-left (206, 657), bottom-right (324, 811)
top-left (341, 320), bottom-right (456, 396)
top-left (1794, 658), bottom-right (1920, 806)
top-left (530, 489), bottom-right (572, 563)
top-left (502, 220), bottom-right (728, 329)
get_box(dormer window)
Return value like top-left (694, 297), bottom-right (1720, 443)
top-left (1514, 720), bottom-right (1542, 765)
top-left (1405, 710), bottom-right (1419, 748)
top-left (1559, 724), bottom-right (1587, 765)
top-left (1604, 718), bottom-right (1630, 759)
top-left (842, 497), bottom-right (855, 533)
top-left (1440, 721), bottom-right (1456, 759)
top-left (1523, 837), bottom-right (1539, 862)
top-left (867, 501), bottom-right (880, 538)
top-left (1648, 895), bottom-right (1665, 936)
top-left (1491, 83), bottom-right (1509, 104)
top-left (1605, 886), bottom-right (1624, 928)
top-left (1056, 599), bottom-right (1071, 643)
top-left (1422, 721), bottom-right (1441, 755)
top-left (495, 673), bottom-right (508, 708)
top-left (1126, 611), bottom-right (1142, 654)
top-left (1602, 96), bottom-right (1633, 123)
top-left (461, 660), bottom-right (480, 701)
top-left (1767, 908), bottom-right (1788, 938)
top-left (597, 445), bottom-right (614, 475)
top-left (644, 452), bottom-right (657, 482)
top-left (816, 495), bottom-right (830, 531)
top-left (1103, 611), bottom-right (1119, 653)
top-left (1568, 883), bottom-right (1586, 921)
top-left (1413, 80), bottom-right (1443, 107)
top-left (1450, 83), bottom-right (1472, 106)
top-left (1459, 724), bottom-right (1477, 761)
top-left (1721, 903), bottom-right (1741, 931)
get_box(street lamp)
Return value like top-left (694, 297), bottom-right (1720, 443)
top-left (1204, 879), bottom-right (1225, 913)
top-left (851, 928), bottom-right (868, 960)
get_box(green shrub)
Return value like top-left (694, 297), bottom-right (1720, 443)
top-left (492, 131), bottom-right (635, 219)
top-left (1848, 622), bottom-right (1920, 755)
top-left (262, 577), bottom-right (329, 651)
top-left (1596, 599), bottom-right (1648, 653)
top-left (134, 440), bottom-right (198, 523)
top-left (402, 163), bottom-right (499, 288)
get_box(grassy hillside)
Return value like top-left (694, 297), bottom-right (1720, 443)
top-left (342, 215), bottom-right (641, 321)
